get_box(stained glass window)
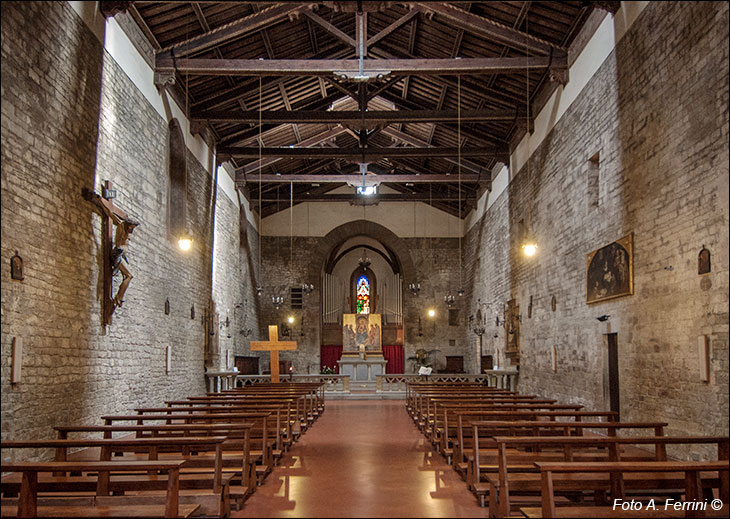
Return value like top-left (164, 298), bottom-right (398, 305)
top-left (356, 275), bottom-right (370, 314)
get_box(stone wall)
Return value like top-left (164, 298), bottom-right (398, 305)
top-left (210, 174), bottom-right (262, 371)
top-left (464, 1), bottom-right (729, 459)
top-left (0, 1), bottom-right (233, 448)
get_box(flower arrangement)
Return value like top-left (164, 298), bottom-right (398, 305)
top-left (320, 366), bottom-right (336, 375)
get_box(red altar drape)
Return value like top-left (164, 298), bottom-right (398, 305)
top-left (382, 345), bottom-right (404, 374)
top-left (320, 345), bottom-right (343, 373)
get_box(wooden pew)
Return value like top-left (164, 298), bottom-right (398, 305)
top-left (0, 460), bottom-right (194, 518)
top-left (98, 412), bottom-right (273, 487)
top-left (159, 400), bottom-right (293, 453)
top-left (427, 402), bottom-right (583, 454)
top-left (482, 436), bottom-right (729, 517)
top-left (526, 460), bottom-right (730, 518)
top-left (456, 421), bottom-right (668, 504)
top-left (193, 393), bottom-right (313, 436)
top-left (53, 423), bottom-right (256, 509)
top-left (1, 437), bottom-right (232, 517)
top-left (454, 411), bottom-right (619, 486)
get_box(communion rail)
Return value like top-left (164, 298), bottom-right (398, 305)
top-left (205, 371), bottom-right (518, 394)
top-left (204, 372), bottom-right (350, 393)
top-left (375, 371), bottom-right (519, 393)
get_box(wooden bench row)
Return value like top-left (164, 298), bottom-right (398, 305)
top-left (405, 381), bottom-right (729, 518)
top-left (2, 382), bottom-right (325, 518)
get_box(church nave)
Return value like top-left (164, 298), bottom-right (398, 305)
top-left (237, 400), bottom-right (484, 518)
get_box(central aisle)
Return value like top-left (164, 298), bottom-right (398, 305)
top-left (235, 400), bottom-right (486, 518)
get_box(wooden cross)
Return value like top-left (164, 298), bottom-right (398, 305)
top-left (249, 325), bottom-right (297, 383)
top-left (83, 181), bottom-right (135, 326)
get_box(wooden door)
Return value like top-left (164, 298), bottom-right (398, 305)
top-left (445, 356), bottom-right (464, 373)
top-left (481, 355), bottom-right (494, 372)
top-left (607, 333), bottom-right (620, 419)
top-left (235, 356), bottom-right (259, 375)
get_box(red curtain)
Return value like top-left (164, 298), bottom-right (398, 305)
top-left (382, 345), bottom-right (404, 374)
top-left (320, 345), bottom-right (343, 373)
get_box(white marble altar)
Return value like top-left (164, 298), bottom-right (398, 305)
top-left (338, 355), bottom-right (387, 390)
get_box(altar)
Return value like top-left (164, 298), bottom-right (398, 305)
top-left (338, 355), bottom-right (387, 390)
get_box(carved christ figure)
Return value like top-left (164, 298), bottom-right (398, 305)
top-left (110, 217), bottom-right (138, 307)
top-left (83, 187), bottom-right (139, 310)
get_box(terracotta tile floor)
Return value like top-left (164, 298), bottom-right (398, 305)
top-left (234, 400), bottom-right (487, 518)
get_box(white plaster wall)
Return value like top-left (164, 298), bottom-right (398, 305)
top-left (262, 199), bottom-right (464, 238)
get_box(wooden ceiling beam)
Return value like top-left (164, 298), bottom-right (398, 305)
top-left (234, 125), bottom-right (348, 175)
top-left (254, 193), bottom-right (477, 202)
top-left (194, 107), bottom-right (526, 124)
top-left (302, 10), bottom-right (357, 48)
top-left (376, 90), bottom-right (511, 148)
top-left (240, 174), bottom-right (481, 184)
top-left (380, 127), bottom-right (488, 176)
top-left (415, 2), bottom-right (563, 55)
top-left (155, 56), bottom-right (562, 76)
top-left (217, 91), bottom-right (344, 146)
top-left (219, 146), bottom-right (508, 160)
top-left (156, 3), bottom-right (307, 57)
top-left (366, 8), bottom-right (420, 48)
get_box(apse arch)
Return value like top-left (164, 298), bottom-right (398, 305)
top-left (307, 220), bottom-right (416, 286)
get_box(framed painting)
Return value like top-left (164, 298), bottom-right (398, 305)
top-left (586, 232), bottom-right (633, 304)
top-left (342, 313), bottom-right (382, 354)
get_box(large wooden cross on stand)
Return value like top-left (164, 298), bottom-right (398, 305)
top-left (249, 325), bottom-right (297, 383)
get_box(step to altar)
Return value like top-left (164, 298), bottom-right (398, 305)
top-left (325, 391), bottom-right (406, 400)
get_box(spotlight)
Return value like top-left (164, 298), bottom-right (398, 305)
top-left (427, 308), bottom-right (436, 318)
top-left (287, 316), bottom-right (295, 324)
top-left (596, 315), bottom-right (610, 322)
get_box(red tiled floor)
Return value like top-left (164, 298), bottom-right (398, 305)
top-left (234, 400), bottom-right (487, 518)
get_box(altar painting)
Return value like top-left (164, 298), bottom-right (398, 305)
top-left (343, 313), bottom-right (381, 353)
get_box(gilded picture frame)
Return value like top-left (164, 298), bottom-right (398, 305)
top-left (586, 232), bottom-right (634, 304)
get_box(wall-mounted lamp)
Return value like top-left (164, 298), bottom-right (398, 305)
top-left (596, 314), bottom-right (610, 322)
top-left (177, 231), bottom-right (193, 252)
top-left (256, 287), bottom-right (264, 296)
top-left (427, 308), bottom-right (436, 318)
top-left (522, 242), bottom-right (538, 257)
top-left (302, 283), bottom-right (314, 294)
top-left (272, 295), bottom-right (284, 310)
top-left (287, 315), bottom-right (295, 324)
top-left (444, 294), bottom-right (455, 307)
top-left (664, 266), bottom-right (674, 271)
top-left (408, 283), bottom-right (421, 295)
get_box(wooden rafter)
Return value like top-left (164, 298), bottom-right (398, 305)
top-left (155, 56), bottom-right (564, 77)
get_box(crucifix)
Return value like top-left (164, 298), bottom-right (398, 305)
top-left (83, 181), bottom-right (139, 325)
top-left (249, 325), bottom-right (297, 383)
